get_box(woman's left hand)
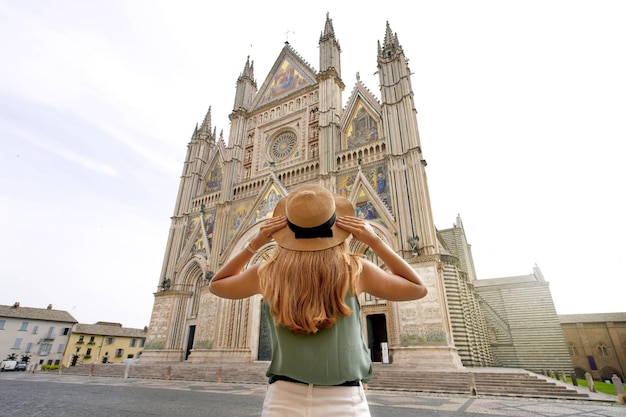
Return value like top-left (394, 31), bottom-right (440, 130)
top-left (336, 216), bottom-right (380, 247)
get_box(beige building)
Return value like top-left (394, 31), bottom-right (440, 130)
top-left (0, 303), bottom-right (76, 370)
top-left (142, 15), bottom-right (572, 374)
top-left (560, 313), bottom-right (626, 382)
top-left (63, 322), bottom-right (146, 366)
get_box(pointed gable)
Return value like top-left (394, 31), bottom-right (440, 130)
top-left (224, 178), bottom-right (288, 248)
top-left (249, 182), bottom-right (285, 225)
top-left (204, 153), bottom-right (224, 193)
top-left (337, 162), bottom-right (392, 220)
top-left (183, 216), bottom-right (206, 258)
top-left (349, 170), bottom-right (394, 229)
top-left (251, 44), bottom-right (317, 110)
top-left (341, 80), bottom-right (382, 149)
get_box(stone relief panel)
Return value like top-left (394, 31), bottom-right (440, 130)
top-left (396, 265), bottom-right (448, 345)
top-left (145, 296), bottom-right (176, 349)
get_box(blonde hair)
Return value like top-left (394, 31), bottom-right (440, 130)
top-left (258, 241), bottom-right (362, 334)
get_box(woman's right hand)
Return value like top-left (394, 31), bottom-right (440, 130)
top-left (249, 215), bottom-right (287, 250)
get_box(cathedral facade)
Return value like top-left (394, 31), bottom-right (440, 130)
top-left (141, 16), bottom-right (568, 373)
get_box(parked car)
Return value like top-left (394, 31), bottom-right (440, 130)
top-left (15, 362), bottom-right (27, 371)
top-left (0, 360), bottom-right (17, 371)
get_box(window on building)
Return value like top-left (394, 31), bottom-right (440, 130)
top-left (38, 343), bottom-right (52, 356)
top-left (0, 319), bottom-right (6, 329)
top-left (129, 339), bottom-right (137, 347)
top-left (62, 327), bottom-right (70, 335)
top-left (115, 348), bottom-right (124, 357)
top-left (88, 336), bottom-right (95, 344)
top-left (127, 354), bottom-right (134, 358)
top-left (19, 321), bottom-right (28, 331)
top-left (106, 337), bottom-right (115, 344)
top-left (597, 344), bottom-right (609, 356)
top-left (12, 338), bottom-right (22, 349)
top-left (57, 344), bottom-right (65, 354)
top-left (45, 327), bottom-right (55, 339)
top-left (140, 339), bottom-right (145, 348)
top-left (25, 342), bottom-right (33, 353)
top-left (77, 335), bottom-right (84, 343)
top-left (32, 325), bottom-right (39, 334)
top-left (86, 348), bottom-right (92, 356)
top-left (588, 355), bottom-right (598, 370)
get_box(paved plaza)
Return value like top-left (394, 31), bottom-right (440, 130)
top-left (0, 372), bottom-right (623, 416)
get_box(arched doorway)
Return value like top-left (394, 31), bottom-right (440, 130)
top-left (185, 325), bottom-right (195, 360)
top-left (574, 367), bottom-right (587, 379)
top-left (366, 314), bottom-right (388, 362)
top-left (600, 366), bottom-right (623, 382)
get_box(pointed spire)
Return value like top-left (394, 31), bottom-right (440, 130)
top-left (319, 11), bottom-right (340, 50)
top-left (379, 21), bottom-right (403, 59)
top-left (383, 21), bottom-right (394, 47)
top-left (320, 11), bottom-right (335, 40)
top-left (200, 106), bottom-right (212, 135)
top-left (319, 12), bottom-right (341, 73)
top-left (233, 55), bottom-right (257, 111)
top-left (241, 56), bottom-right (254, 79)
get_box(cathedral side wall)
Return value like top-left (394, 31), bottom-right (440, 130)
top-left (476, 280), bottom-right (573, 373)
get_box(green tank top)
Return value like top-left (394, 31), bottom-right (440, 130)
top-left (263, 293), bottom-right (373, 385)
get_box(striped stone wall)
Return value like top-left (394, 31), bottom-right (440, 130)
top-left (474, 275), bottom-right (573, 373)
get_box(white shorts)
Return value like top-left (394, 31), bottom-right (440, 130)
top-left (262, 380), bottom-right (371, 417)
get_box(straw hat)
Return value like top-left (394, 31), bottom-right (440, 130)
top-left (272, 184), bottom-right (355, 251)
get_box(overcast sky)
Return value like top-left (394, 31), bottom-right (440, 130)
top-left (1, 1), bottom-right (624, 329)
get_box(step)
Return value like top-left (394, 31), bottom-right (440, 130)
top-left (59, 363), bottom-right (590, 400)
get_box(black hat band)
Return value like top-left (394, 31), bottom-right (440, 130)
top-left (287, 213), bottom-right (336, 239)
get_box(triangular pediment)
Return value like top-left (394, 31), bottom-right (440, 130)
top-left (337, 168), bottom-right (395, 230)
top-left (341, 81), bottom-right (383, 149)
top-left (222, 176), bottom-right (288, 258)
top-left (203, 150), bottom-right (224, 194)
top-left (180, 217), bottom-right (207, 263)
top-left (350, 172), bottom-right (395, 228)
top-left (251, 44), bottom-right (318, 111)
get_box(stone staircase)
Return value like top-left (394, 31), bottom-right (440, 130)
top-left (60, 362), bottom-right (590, 400)
top-left (368, 365), bottom-right (590, 399)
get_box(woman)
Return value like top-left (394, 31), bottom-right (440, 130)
top-left (210, 184), bottom-right (428, 416)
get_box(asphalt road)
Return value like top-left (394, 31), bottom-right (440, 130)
top-left (0, 373), bottom-right (623, 417)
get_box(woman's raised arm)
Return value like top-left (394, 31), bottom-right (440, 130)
top-left (209, 215), bottom-right (287, 299)
top-left (336, 216), bottom-right (428, 301)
